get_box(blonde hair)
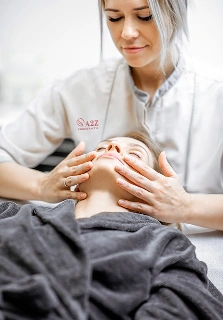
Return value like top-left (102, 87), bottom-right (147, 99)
top-left (98, 0), bottom-right (189, 69)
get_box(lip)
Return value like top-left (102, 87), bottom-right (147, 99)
top-left (98, 152), bottom-right (125, 165)
top-left (122, 46), bottom-right (146, 54)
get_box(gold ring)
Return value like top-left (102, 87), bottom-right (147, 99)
top-left (64, 177), bottom-right (69, 188)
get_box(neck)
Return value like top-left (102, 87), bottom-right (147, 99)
top-left (131, 51), bottom-right (177, 100)
top-left (75, 190), bottom-right (128, 219)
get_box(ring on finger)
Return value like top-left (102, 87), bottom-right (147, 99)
top-left (64, 177), bottom-right (70, 188)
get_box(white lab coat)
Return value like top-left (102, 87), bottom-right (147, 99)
top-left (0, 56), bottom-right (223, 194)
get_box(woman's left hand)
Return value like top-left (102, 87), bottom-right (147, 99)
top-left (115, 152), bottom-right (192, 224)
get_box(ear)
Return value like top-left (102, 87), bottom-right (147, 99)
top-left (158, 151), bottom-right (178, 178)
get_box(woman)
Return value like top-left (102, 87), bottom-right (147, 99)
top-left (0, 0), bottom-right (223, 229)
top-left (75, 132), bottom-right (162, 219)
top-left (0, 134), bottom-right (223, 319)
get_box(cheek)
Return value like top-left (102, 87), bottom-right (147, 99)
top-left (146, 25), bottom-right (161, 47)
top-left (106, 20), bottom-right (123, 42)
top-left (148, 156), bottom-right (155, 169)
top-left (107, 23), bottom-right (119, 42)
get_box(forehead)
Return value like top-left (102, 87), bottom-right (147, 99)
top-left (104, 0), bottom-right (149, 5)
top-left (104, 0), bottom-right (149, 8)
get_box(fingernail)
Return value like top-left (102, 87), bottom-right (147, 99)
top-left (117, 178), bottom-right (124, 186)
top-left (81, 173), bottom-right (89, 181)
top-left (86, 162), bottom-right (92, 169)
top-left (79, 193), bottom-right (86, 200)
top-left (118, 199), bottom-right (125, 205)
top-left (115, 164), bottom-right (123, 171)
top-left (90, 151), bottom-right (96, 157)
top-left (124, 155), bottom-right (132, 161)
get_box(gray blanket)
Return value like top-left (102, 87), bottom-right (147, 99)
top-left (0, 200), bottom-right (222, 319)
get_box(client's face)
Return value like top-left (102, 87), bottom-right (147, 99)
top-left (78, 137), bottom-right (154, 200)
top-left (95, 137), bottom-right (153, 167)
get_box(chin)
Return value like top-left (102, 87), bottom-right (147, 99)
top-left (79, 160), bottom-right (119, 192)
top-left (79, 160), bottom-right (141, 203)
top-left (120, 50), bottom-right (161, 70)
top-left (122, 56), bottom-right (153, 68)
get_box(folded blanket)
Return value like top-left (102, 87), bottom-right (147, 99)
top-left (0, 200), bottom-right (222, 319)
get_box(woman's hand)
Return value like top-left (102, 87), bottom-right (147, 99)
top-left (115, 151), bottom-right (192, 224)
top-left (39, 141), bottom-right (96, 203)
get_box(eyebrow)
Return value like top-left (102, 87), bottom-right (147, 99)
top-left (105, 6), bottom-right (150, 12)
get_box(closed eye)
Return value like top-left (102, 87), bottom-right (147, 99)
top-left (96, 147), bottom-right (106, 152)
top-left (108, 16), bottom-right (122, 22)
top-left (108, 15), bottom-right (152, 23)
top-left (138, 14), bottom-right (153, 21)
top-left (129, 151), bottom-right (142, 159)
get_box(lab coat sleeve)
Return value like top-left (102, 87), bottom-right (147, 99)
top-left (0, 83), bottom-right (71, 168)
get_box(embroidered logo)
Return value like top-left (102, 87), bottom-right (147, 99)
top-left (76, 118), bottom-right (99, 130)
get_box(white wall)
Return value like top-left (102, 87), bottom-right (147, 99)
top-left (188, 0), bottom-right (223, 68)
top-left (0, 0), bottom-right (102, 107)
top-left (0, 0), bottom-right (100, 78)
top-left (0, 0), bottom-right (223, 109)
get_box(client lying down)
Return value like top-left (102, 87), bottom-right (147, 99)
top-left (0, 133), bottom-right (223, 319)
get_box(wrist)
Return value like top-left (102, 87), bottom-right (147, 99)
top-left (181, 193), bottom-right (195, 224)
top-left (33, 170), bottom-right (47, 201)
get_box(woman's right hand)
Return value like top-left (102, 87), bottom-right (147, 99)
top-left (39, 141), bottom-right (96, 203)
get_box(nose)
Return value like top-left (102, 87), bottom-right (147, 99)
top-left (121, 18), bottom-right (139, 40)
top-left (106, 141), bottom-right (121, 153)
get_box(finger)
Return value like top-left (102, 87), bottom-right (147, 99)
top-left (115, 164), bottom-right (154, 192)
top-left (67, 151), bottom-right (96, 167)
top-left (67, 161), bottom-right (93, 177)
top-left (63, 173), bottom-right (90, 187)
top-left (118, 199), bottom-right (154, 216)
top-left (62, 189), bottom-right (87, 201)
top-left (158, 151), bottom-right (178, 178)
top-left (66, 141), bottom-right (86, 160)
top-left (116, 177), bottom-right (153, 203)
top-left (123, 155), bottom-right (160, 181)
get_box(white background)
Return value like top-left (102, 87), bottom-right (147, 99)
top-left (0, 0), bottom-right (222, 116)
